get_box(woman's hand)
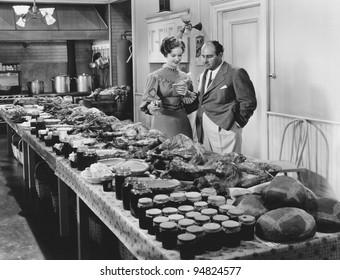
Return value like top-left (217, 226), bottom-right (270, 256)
top-left (147, 100), bottom-right (163, 115)
top-left (182, 91), bottom-right (197, 104)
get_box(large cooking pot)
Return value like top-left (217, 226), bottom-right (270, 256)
top-left (51, 74), bottom-right (71, 93)
top-left (75, 73), bottom-right (93, 92)
top-left (27, 80), bottom-right (44, 95)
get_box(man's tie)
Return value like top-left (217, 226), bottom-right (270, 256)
top-left (206, 71), bottom-right (213, 90)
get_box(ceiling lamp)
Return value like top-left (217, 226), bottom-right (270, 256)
top-left (13, 0), bottom-right (56, 28)
top-left (176, 9), bottom-right (202, 39)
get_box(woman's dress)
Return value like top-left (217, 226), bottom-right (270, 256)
top-left (141, 65), bottom-right (195, 139)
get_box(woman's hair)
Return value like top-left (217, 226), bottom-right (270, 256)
top-left (160, 36), bottom-right (185, 57)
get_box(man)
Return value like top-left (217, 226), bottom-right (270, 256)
top-left (196, 40), bottom-right (257, 154)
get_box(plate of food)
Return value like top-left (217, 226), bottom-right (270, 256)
top-left (137, 177), bottom-right (180, 194)
top-left (114, 159), bottom-right (149, 175)
top-left (98, 157), bottom-right (126, 168)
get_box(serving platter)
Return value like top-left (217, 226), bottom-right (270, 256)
top-left (98, 157), bottom-right (126, 167)
top-left (137, 177), bottom-right (180, 194)
top-left (114, 159), bottom-right (149, 175)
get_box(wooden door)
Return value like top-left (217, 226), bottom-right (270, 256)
top-left (212, 0), bottom-right (268, 159)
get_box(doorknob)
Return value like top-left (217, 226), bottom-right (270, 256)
top-left (269, 73), bottom-right (277, 79)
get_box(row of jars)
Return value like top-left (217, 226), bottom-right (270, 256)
top-left (135, 196), bottom-right (256, 259)
top-left (30, 117), bottom-right (98, 171)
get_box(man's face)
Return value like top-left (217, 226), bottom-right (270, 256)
top-left (201, 43), bottom-right (223, 71)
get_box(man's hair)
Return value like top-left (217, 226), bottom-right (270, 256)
top-left (160, 36), bottom-right (185, 57)
top-left (206, 40), bottom-right (224, 56)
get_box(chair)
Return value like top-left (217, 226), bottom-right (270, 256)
top-left (271, 118), bottom-right (331, 198)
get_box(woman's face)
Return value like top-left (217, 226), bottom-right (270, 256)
top-left (165, 47), bottom-right (183, 68)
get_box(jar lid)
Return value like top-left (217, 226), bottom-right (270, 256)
top-left (201, 208), bottom-right (218, 217)
top-left (170, 192), bottom-right (186, 202)
top-left (138, 197), bottom-right (153, 207)
top-left (159, 221), bottom-right (177, 230)
top-left (177, 233), bottom-right (196, 242)
top-left (238, 215), bottom-right (255, 224)
top-left (207, 195), bottom-right (226, 206)
top-left (222, 220), bottom-right (240, 229)
top-left (219, 204), bottom-right (236, 213)
top-left (212, 214), bottom-right (229, 223)
top-left (178, 218), bottom-right (195, 228)
top-left (185, 211), bottom-right (201, 219)
top-left (162, 207), bottom-right (178, 216)
top-left (168, 214), bottom-right (185, 223)
top-left (178, 205), bottom-right (194, 213)
top-left (194, 201), bottom-right (208, 208)
top-left (203, 222), bottom-right (222, 233)
top-left (200, 188), bottom-right (217, 196)
top-left (186, 225), bottom-right (204, 235)
top-left (153, 216), bottom-right (169, 225)
top-left (185, 191), bottom-right (202, 202)
top-left (145, 208), bottom-right (162, 217)
top-left (194, 214), bottom-right (210, 224)
top-left (153, 194), bottom-right (170, 204)
top-left (227, 208), bottom-right (245, 216)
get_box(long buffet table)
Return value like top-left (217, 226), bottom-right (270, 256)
top-left (1, 105), bottom-right (340, 260)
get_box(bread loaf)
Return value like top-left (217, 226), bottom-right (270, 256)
top-left (256, 207), bottom-right (316, 242)
top-left (261, 176), bottom-right (308, 210)
top-left (315, 197), bottom-right (340, 232)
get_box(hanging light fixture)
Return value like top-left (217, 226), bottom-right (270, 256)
top-left (176, 9), bottom-right (202, 39)
top-left (13, 0), bottom-right (56, 28)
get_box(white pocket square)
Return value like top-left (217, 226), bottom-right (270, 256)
top-left (220, 85), bottom-right (228, 89)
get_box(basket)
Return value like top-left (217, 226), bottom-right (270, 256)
top-left (11, 134), bottom-right (23, 165)
top-left (34, 161), bottom-right (52, 200)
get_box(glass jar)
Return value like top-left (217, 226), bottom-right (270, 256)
top-left (153, 194), bottom-right (170, 210)
top-left (207, 195), bottom-right (226, 210)
top-left (162, 207), bottom-right (178, 217)
top-left (122, 177), bottom-right (137, 211)
top-left (82, 149), bottom-right (97, 169)
top-left (178, 205), bottom-right (194, 216)
top-left (194, 214), bottom-right (210, 226)
top-left (200, 208), bottom-right (218, 219)
top-left (221, 220), bottom-right (241, 248)
top-left (168, 214), bottom-right (184, 224)
top-left (185, 211), bottom-right (201, 220)
top-left (30, 119), bottom-right (37, 128)
top-left (178, 218), bottom-right (195, 234)
top-left (138, 198), bottom-right (154, 230)
top-left (51, 130), bottom-right (60, 147)
top-left (185, 192), bottom-right (202, 206)
top-left (115, 167), bottom-right (131, 201)
top-left (212, 214), bottom-right (229, 225)
top-left (61, 136), bottom-right (72, 158)
top-left (130, 182), bottom-right (153, 218)
top-left (168, 192), bottom-right (187, 208)
top-left (76, 146), bottom-right (87, 171)
top-left (186, 225), bottom-right (205, 255)
top-left (227, 208), bottom-right (245, 222)
top-left (35, 117), bottom-right (45, 138)
top-left (153, 216), bottom-right (170, 241)
top-left (145, 208), bottom-right (162, 234)
top-left (194, 201), bottom-right (208, 212)
top-left (238, 215), bottom-right (256, 241)
top-left (200, 188), bottom-right (217, 202)
top-left (101, 174), bottom-right (113, 192)
top-left (44, 135), bottom-right (53, 147)
top-left (203, 223), bottom-right (223, 251)
top-left (30, 127), bottom-right (36, 135)
top-left (177, 233), bottom-right (196, 260)
top-left (159, 221), bottom-right (178, 250)
top-left (218, 204), bottom-right (236, 215)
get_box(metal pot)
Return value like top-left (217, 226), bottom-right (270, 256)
top-left (51, 74), bottom-right (71, 93)
top-left (27, 80), bottom-right (44, 95)
top-left (75, 73), bottom-right (93, 93)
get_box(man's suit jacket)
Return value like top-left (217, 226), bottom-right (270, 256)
top-left (196, 61), bottom-right (257, 142)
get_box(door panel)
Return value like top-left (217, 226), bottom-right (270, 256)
top-left (218, 4), bottom-right (265, 159)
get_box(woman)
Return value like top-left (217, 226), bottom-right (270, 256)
top-left (140, 36), bottom-right (197, 139)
